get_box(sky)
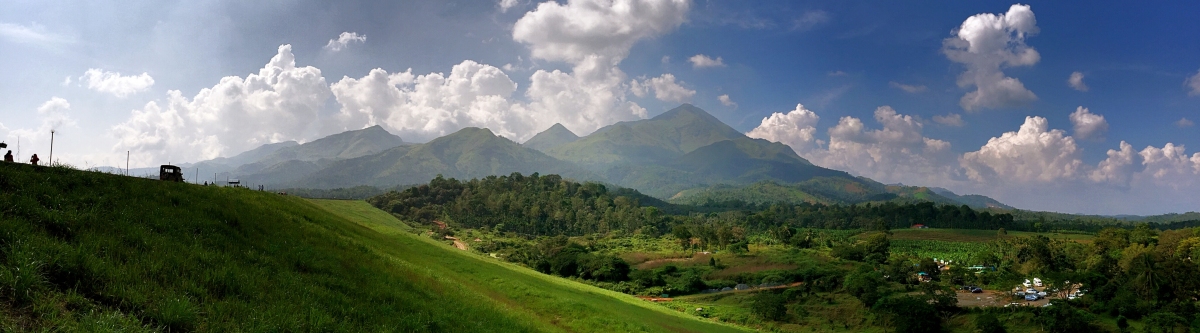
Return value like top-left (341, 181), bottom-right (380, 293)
top-left (1, 0), bottom-right (1197, 215)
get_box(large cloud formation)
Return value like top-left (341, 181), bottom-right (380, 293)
top-left (748, 104), bottom-right (1200, 213)
top-left (111, 45), bottom-right (331, 165)
top-left (747, 104), bottom-right (955, 186)
top-left (512, 0), bottom-right (691, 135)
top-left (114, 0), bottom-right (695, 164)
top-left (961, 116), bottom-right (1081, 183)
top-left (328, 0), bottom-right (692, 141)
top-left (1069, 106), bottom-right (1108, 141)
top-left (943, 4), bottom-right (1040, 111)
top-left (746, 103), bottom-right (822, 153)
top-left (330, 61), bottom-right (533, 141)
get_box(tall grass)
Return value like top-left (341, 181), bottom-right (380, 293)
top-left (0, 163), bottom-right (745, 332)
top-left (0, 163), bottom-right (542, 332)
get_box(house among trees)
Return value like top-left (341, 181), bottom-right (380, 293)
top-left (911, 224), bottom-right (929, 229)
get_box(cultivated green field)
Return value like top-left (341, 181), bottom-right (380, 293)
top-left (0, 163), bottom-right (745, 332)
top-left (883, 228), bottom-right (1096, 263)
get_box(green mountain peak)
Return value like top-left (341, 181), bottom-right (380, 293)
top-left (524, 123), bottom-right (580, 152)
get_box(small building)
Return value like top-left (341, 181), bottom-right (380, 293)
top-left (917, 272), bottom-right (932, 283)
top-left (911, 224), bottom-right (929, 229)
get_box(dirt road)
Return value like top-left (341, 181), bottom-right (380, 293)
top-left (443, 236), bottom-right (468, 251)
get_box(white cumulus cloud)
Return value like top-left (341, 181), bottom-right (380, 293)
top-left (942, 4), bottom-right (1040, 111)
top-left (1186, 69), bottom-right (1200, 96)
top-left (330, 60), bottom-right (534, 142)
top-left (82, 69), bottom-right (155, 98)
top-left (718, 94), bottom-right (736, 108)
top-left (325, 32), bottom-right (366, 51)
top-left (511, 0), bottom-right (690, 135)
top-left (933, 113), bottom-right (965, 127)
top-left (689, 54), bottom-right (725, 68)
top-left (1137, 143), bottom-right (1200, 186)
top-left (812, 106), bottom-right (956, 184)
top-left (1068, 71), bottom-right (1088, 92)
top-left (631, 74), bottom-right (695, 102)
top-left (961, 116), bottom-right (1082, 183)
top-left (1089, 141), bottom-right (1138, 187)
top-left (111, 45), bottom-right (331, 166)
top-left (498, 0), bottom-right (520, 12)
top-left (746, 103), bottom-right (822, 153)
top-left (747, 105), bottom-right (955, 185)
top-left (1069, 106), bottom-right (1108, 141)
top-left (513, 0), bottom-right (689, 66)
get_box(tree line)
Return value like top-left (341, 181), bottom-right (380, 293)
top-left (367, 173), bottom-right (1025, 238)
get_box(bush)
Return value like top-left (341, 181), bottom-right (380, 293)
top-left (872, 294), bottom-right (941, 333)
top-left (974, 313), bottom-right (1006, 333)
top-left (751, 291), bottom-right (788, 321)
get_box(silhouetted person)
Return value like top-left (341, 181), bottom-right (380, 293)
top-left (3, 150), bottom-right (12, 163)
top-left (29, 154), bottom-right (39, 166)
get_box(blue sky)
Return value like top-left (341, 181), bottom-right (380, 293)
top-left (1, 0), bottom-right (1197, 214)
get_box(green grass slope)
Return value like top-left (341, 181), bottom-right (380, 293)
top-left (0, 163), bottom-right (742, 332)
top-left (312, 199), bottom-right (748, 333)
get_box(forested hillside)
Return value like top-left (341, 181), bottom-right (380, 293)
top-left (367, 172), bottom-right (1020, 239)
top-left (369, 173), bottom-right (1200, 332)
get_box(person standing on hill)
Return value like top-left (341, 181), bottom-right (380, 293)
top-left (29, 154), bottom-right (39, 166)
top-left (4, 150), bottom-right (12, 162)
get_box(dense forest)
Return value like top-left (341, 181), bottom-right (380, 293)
top-left (367, 173), bottom-right (1026, 238)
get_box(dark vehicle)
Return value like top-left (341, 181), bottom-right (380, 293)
top-left (971, 287), bottom-right (983, 293)
top-left (159, 165), bottom-right (184, 182)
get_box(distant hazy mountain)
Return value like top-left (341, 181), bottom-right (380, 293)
top-left (546, 104), bottom-right (750, 167)
top-left (523, 123), bottom-right (580, 152)
top-left (212, 103), bottom-right (1025, 212)
top-left (297, 127), bottom-right (600, 189)
top-left (542, 104), bottom-right (854, 197)
top-left (204, 141), bottom-right (300, 168)
top-left (929, 187), bottom-right (1014, 210)
top-left (254, 125), bottom-right (404, 166)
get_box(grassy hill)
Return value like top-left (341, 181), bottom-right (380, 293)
top-left (0, 163), bottom-right (744, 332)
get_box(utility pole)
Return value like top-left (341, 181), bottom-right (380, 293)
top-left (49, 130), bottom-right (55, 166)
top-left (195, 168), bottom-right (199, 184)
top-left (127, 151), bottom-right (130, 176)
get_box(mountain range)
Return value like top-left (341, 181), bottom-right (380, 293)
top-left (144, 104), bottom-right (1010, 209)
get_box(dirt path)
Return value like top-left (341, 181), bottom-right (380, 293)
top-left (671, 282), bottom-right (804, 300)
top-left (443, 236), bottom-right (468, 251)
